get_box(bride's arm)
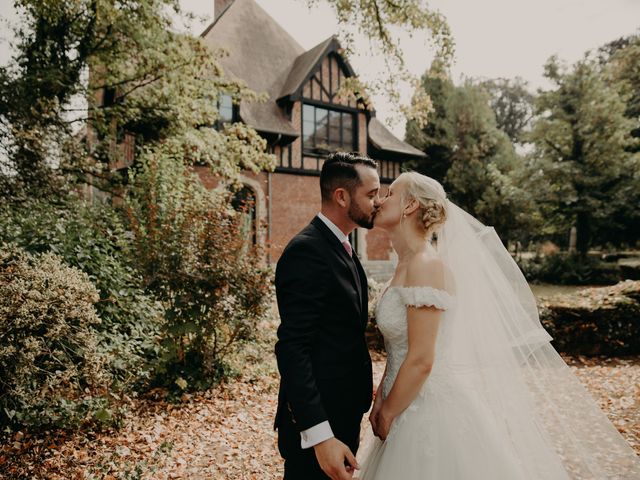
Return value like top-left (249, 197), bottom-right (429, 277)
top-left (377, 257), bottom-right (444, 440)
top-left (374, 362), bottom-right (388, 403)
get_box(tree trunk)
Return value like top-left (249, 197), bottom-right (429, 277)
top-left (576, 211), bottom-right (591, 257)
top-left (569, 226), bottom-right (577, 253)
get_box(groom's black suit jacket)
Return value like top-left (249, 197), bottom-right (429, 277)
top-left (274, 216), bottom-right (373, 445)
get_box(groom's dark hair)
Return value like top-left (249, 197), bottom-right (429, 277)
top-left (320, 152), bottom-right (377, 203)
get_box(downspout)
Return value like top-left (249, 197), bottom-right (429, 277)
top-left (267, 171), bottom-right (272, 265)
top-left (268, 134), bottom-right (282, 265)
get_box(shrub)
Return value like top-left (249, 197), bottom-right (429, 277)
top-left (125, 151), bottom-right (273, 390)
top-left (539, 280), bottom-right (640, 355)
top-left (519, 252), bottom-right (622, 285)
top-left (0, 245), bottom-right (112, 429)
top-left (366, 278), bottom-right (386, 351)
top-left (0, 196), bottom-right (163, 388)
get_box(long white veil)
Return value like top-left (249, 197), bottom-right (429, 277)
top-left (437, 199), bottom-right (640, 479)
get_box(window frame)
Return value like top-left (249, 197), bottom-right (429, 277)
top-left (301, 100), bottom-right (358, 157)
top-left (215, 93), bottom-right (237, 129)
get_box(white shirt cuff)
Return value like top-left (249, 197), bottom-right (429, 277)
top-left (300, 421), bottom-right (334, 449)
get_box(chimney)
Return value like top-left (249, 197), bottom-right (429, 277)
top-left (215, 0), bottom-right (234, 22)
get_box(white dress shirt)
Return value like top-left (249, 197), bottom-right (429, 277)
top-left (298, 213), bottom-right (352, 449)
top-left (317, 212), bottom-right (349, 245)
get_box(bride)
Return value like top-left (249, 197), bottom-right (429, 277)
top-left (356, 172), bottom-right (640, 479)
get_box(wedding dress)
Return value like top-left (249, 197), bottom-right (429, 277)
top-left (356, 200), bottom-right (640, 480)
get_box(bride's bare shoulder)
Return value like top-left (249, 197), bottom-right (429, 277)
top-left (406, 252), bottom-right (445, 289)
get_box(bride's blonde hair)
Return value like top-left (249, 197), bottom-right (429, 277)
top-left (399, 172), bottom-right (448, 236)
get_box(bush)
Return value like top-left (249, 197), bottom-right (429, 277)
top-left (539, 280), bottom-right (640, 355)
top-left (0, 196), bottom-right (163, 388)
top-left (366, 278), bottom-right (386, 351)
top-left (519, 252), bottom-right (622, 285)
top-left (0, 245), bottom-right (113, 429)
top-left (125, 151), bottom-right (274, 391)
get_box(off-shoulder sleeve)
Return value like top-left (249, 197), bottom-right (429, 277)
top-left (396, 286), bottom-right (455, 311)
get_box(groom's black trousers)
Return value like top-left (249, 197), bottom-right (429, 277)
top-left (278, 405), bottom-right (363, 480)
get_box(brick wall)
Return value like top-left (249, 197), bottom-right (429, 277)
top-left (268, 173), bottom-right (321, 259)
top-left (193, 166), bottom-right (393, 263)
top-left (268, 172), bottom-right (393, 262)
top-left (365, 228), bottom-right (392, 261)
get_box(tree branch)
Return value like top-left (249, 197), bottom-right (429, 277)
top-left (545, 139), bottom-right (568, 160)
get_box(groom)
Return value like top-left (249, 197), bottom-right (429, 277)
top-left (274, 152), bottom-right (380, 479)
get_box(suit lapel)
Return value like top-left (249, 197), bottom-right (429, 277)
top-left (352, 253), bottom-right (369, 328)
top-left (347, 254), bottom-right (363, 306)
top-left (311, 217), bottom-right (363, 316)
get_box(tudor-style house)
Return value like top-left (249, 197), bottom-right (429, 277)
top-left (196, 0), bottom-right (426, 275)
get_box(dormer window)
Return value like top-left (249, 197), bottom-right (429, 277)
top-left (302, 104), bottom-right (355, 154)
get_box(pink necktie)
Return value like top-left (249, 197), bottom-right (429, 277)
top-left (342, 240), bottom-right (353, 257)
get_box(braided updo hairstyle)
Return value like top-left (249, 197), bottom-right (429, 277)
top-left (399, 172), bottom-right (448, 238)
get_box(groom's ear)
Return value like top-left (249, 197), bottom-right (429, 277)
top-left (334, 188), bottom-right (350, 208)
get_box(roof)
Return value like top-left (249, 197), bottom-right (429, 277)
top-left (201, 0), bottom-right (301, 137)
top-left (201, 0), bottom-right (426, 159)
top-left (368, 117), bottom-right (427, 158)
top-left (278, 36), bottom-right (355, 102)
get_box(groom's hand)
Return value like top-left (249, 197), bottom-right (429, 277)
top-left (313, 437), bottom-right (359, 480)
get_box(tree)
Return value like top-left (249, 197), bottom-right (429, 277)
top-left (444, 81), bottom-right (538, 240)
top-left (306, 0), bottom-right (454, 126)
top-left (0, 0), bottom-right (274, 198)
top-left (479, 77), bottom-right (534, 145)
top-left (404, 62), bottom-right (455, 183)
top-left (604, 34), bottom-right (640, 151)
top-left (601, 35), bottom-right (640, 246)
top-left (528, 55), bottom-right (639, 254)
top-left (406, 69), bottom-right (539, 243)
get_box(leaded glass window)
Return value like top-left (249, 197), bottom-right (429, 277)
top-left (302, 104), bottom-right (355, 153)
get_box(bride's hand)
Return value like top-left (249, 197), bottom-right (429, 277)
top-left (377, 405), bottom-right (395, 441)
top-left (369, 390), bottom-right (383, 437)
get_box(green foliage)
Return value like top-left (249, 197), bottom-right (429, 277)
top-left (600, 34), bottom-right (640, 246)
top-left (0, 0), bottom-right (455, 198)
top-left (124, 149), bottom-right (274, 391)
top-left (519, 253), bottom-right (622, 285)
top-left (404, 64), bottom-right (455, 183)
top-left (443, 81), bottom-right (510, 216)
top-left (478, 77), bottom-right (534, 144)
top-left (600, 34), bottom-right (640, 148)
top-left (0, 195), bottom-right (163, 388)
top-left (307, 0), bottom-right (454, 125)
top-left (0, 244), bottom-right (115, 429)
top-left (474, 158), bottom-right (542, 244)
top-left (0, 0), bottom-right (280, 420)
top-left (406, 69), bottom-right (540, 243)
top-left (365, 278), bottom-right (385, 351)
top-left (528, 55), bottom-right (639, 254)
top-left (0, 0), bottom-right (274, 198)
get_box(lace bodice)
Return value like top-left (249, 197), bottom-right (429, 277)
top-left (376, 286), bottom-right (455, 399)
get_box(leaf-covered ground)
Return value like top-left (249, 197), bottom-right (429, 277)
top-left (1, 351), bottom-right (638, 479)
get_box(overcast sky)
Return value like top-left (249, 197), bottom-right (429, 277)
top-left (2, 0), bottom-right (639, 135)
